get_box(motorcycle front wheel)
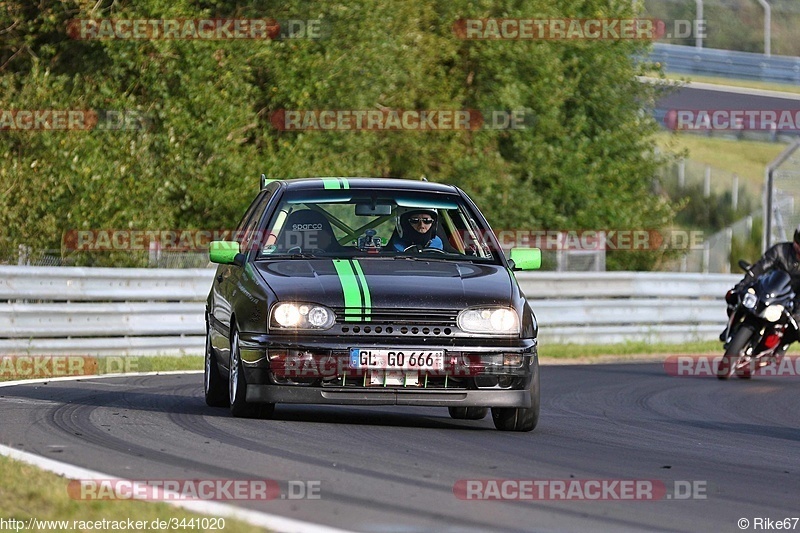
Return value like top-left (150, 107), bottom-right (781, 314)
top-left (717, 325), bottom-right (755, 380)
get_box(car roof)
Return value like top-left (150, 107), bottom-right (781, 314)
top-left (268, 177), bottom-right (460, 194)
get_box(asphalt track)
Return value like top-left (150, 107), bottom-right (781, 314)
top-left (656, 85), bottom-right (800, 111)
top-left (1, 363), bottom-right (798, 533)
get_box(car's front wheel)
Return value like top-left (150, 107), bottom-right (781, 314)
top-left (204, 321), bottom-right (228, 407)
top-left (492, 358), bottom-right (540, 432)
top-left (229, 326), bottom-right (275, 419)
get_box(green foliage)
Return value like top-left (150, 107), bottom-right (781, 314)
top-left (668, 182), bottom-right (754, 234)
top-left (730, 216), bottom-right (763, 272)
top-left (1, 0), bottom-right (676, 269)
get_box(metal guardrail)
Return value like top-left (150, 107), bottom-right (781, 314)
top-left (0, 266), bottom-right (213, 356)
top-left (647, 43), bottom-right (800, 84)
top-left (0, 266), bottom-right (740, 354)
top-left (516, 272), bottom-right (737, 344)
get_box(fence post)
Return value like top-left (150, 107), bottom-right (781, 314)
top-left (694, 0), bottom-right (704, 49)
top-left (725, 227), bottom-right (733, 274)
top-left (17, 244), bottom-right (30, 266)
top-left (704, 166), bottom-right (711, 197)
top-left (732, 174), bottom-right (739, 210)
top-left (754, 0), bottom-right (771, 57)
top-left (678, 159), bottom-right (685, 189)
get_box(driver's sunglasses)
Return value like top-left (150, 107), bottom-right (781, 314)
top-left (409, 217), bottom-right (434, 225)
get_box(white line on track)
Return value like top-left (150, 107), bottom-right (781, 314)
top-left (0, 371), bottom-right (354, 533)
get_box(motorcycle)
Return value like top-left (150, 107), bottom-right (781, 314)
top-left (717, 260), bottom-right (798, 379)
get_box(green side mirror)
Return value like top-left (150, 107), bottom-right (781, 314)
top-left (509, 247), bottom-right (541, 270)
top-left (209, 241), bottom-right (241, 265)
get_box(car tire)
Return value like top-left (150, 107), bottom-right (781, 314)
top-left (204, 321), bottom-right (229, 407)
top-left (229, 326), bottom-right (275, 419)
top-left (448, 407), bottom-right (489, 420)
top-left (492, 358), bottom-right (540, 432)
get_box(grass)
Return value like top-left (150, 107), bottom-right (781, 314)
top-left (655, 132), bottom-right (787, 196)
top-left (0, 456), bottom-right (266, 533)
top-left (538, 340), bottom-right (721, 359)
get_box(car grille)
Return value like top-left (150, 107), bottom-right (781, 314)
top-left (332, 307), bottom-right (458, 336)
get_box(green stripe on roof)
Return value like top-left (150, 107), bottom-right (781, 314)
top-left (321, 178), bottom-right (350, 190)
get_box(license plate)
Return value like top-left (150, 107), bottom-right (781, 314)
top-left (349, 349), bottom-right (444, 371)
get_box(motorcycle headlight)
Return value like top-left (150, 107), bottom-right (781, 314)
top-left (763, 304), bottom-right (784, 323)
top-left (457, 307), bottom-right (519, 335)
top-left (742, 292), bottom-right (757, 309)
top-left (270, 303), bottom-right (336, 330)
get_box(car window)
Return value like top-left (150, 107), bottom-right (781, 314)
top-left (255, 189), bottom-right (501, 263)
top-left (237, 189), bottom-right (276, 253)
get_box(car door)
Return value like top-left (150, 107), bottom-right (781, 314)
top-left (210, 187), bottom-right (277, 350)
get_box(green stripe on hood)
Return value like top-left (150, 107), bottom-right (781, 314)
top-left (333, 259), bottom-right (371, 322)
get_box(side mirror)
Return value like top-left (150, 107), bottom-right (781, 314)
top-left (209, 241), bottom-right (244, 266)
top-left (509, 247), bottom-right (542, 271)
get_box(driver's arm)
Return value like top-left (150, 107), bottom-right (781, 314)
top-left (735, 244), bottom-right (782, 292)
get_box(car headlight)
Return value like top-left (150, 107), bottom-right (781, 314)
top-left (742, 292), bottom-right (757, 309)
top-left (763, 304), bottom-right (784, 323)
top-left (457, 307), bottom-right (519, 335)
top-left (270, 303), bottom-right (336, 330)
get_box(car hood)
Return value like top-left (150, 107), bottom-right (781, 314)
top-left (253, 258), bottom-right (513, 310)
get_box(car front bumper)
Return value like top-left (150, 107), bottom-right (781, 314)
top-left (237, 331), bottom-right (537, 407)
top-left (245, 385), bottom-right (532, 407)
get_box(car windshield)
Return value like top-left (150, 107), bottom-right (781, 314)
top-left (254, 188), bottom-right (501, 264)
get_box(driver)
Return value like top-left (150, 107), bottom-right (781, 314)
top-left (387, 209), bottom-right (443, 251)
top-left (725, 226), bottom-right (800, 349)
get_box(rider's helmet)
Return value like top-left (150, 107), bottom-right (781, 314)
top-left (396, 208), bottom-right (438, 246)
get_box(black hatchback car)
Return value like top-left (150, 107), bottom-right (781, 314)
top-left (205, 177), bottom-right (542, 431)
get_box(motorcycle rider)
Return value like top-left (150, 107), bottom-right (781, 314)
top-left (725, 226), bottom-right (800, 350)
